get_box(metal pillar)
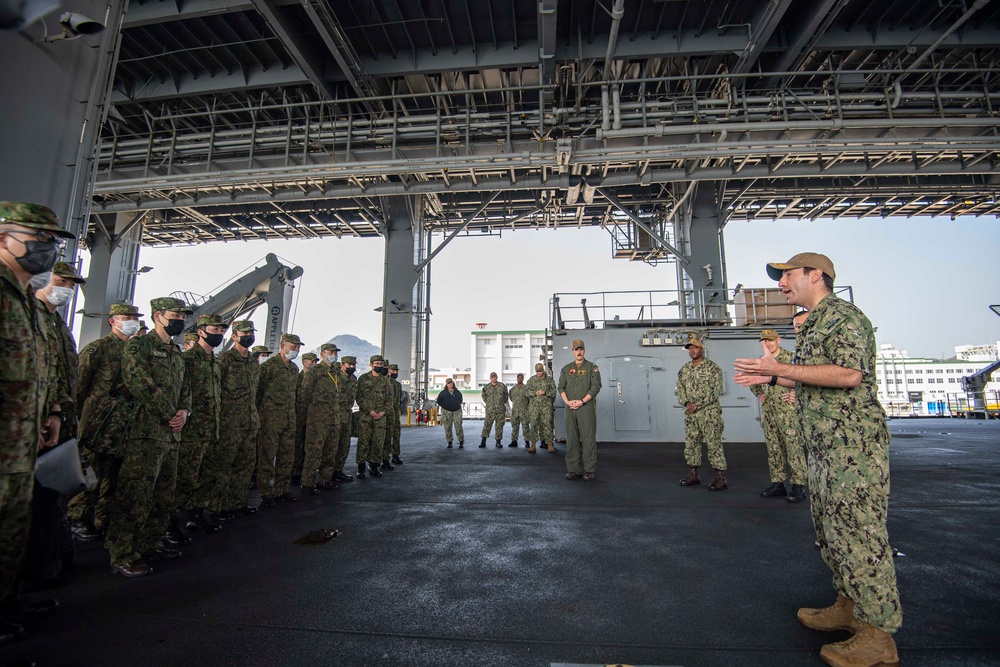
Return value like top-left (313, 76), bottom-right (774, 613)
top-left (79, 212), bottom-right (143, 345)
top-left (679, 183), bottom-right (727, 322)
top-left (380, 196), bottom-right (421, 397)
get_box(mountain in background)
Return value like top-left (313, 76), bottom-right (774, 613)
top-left (326, 334), bottom-right (380, 373)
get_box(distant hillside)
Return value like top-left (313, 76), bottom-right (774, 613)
top-left (327, 334), bottom-right (380, 373)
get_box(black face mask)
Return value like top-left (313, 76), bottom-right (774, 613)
top-left (15, 240), bottom-right (58, 275)
top-left (375, 366), bottom-right (388, 376)
top-left (389, 372), bottom-right (398, 379)
top-left (345, 366), bottom-right (356, 375)
top-left (203, 332), bottom-right (224, 348)
top-left (162, 317), bottom-right (185, 337)
top-left (238, 334), bottom-right (255, 349)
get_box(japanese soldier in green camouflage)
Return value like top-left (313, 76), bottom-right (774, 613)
top-left (298, 344), bottom-right (341, 493)
top-left (355, 355), bottom-right (391, 478)
top-left (34, 261), bottom-right (84, 435)
top-left (382, 361), bottom-right (403, 468)
top-left (179, 313), bottom-right (227, 535)
top-left (0, 202), bottom-right (73, 640)
top-left (525, 363), bottom-right (556, 453)
top-left (558, 340), bottom-right (601, 480)
top-left (256, 333), bottom-right (302, 505)
top-left (183, 332), bottom-right (198, 351)
top-left (105, 296), bottom-right (192, 577)
top-left (217, 320), bottom-right (260, 518)
top-left (480, 372), bottom-right (509, 447)
top-left (292, 351), bottom-right (319, 482)
top-left (333, 356), bottom-right (358, 481)
top-left (750, 329), bottom-right (807, 502)
top-left (508, 373), bottom-right (530, 447)
top-left (69, 302), bottom-right (143, 540)
top-left (251, 345), bottom-right (271, 362)
top-left (735, 252), bottom-right (901, 666)
top-left (676, 335), bottom-right (727, 490)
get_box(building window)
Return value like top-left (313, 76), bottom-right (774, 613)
top-left (483, 339), bottom-right (492, 345)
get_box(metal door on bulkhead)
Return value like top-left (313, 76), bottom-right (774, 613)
top-left (609, 358), bottom-right (652, 432)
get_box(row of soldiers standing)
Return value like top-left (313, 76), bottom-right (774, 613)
top-left (477, 364), bottom-right (557, 454)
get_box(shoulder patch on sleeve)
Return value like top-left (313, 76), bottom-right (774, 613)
top-left (126, 339), bottom-right (142, 354)
top-left (592, 365), bottom-right (599, 373)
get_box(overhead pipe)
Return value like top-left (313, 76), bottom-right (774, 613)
top-left (905, 0), bottom-right (990, 74)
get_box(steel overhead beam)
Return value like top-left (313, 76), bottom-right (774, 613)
top-left (763, 0), bottom-right (848, 88)
top-left (414, 192), bottom-right (504, 273)
top-left (249, 0), bottom-right (338, 100)
top-left (109, 65), bottom-right (313, 104)
top-left (595, 187), bottom-right (688, 264)
top-left (122, 0), bottom-right (264, 27)
top-left (731, 0), bottom-right (795, 77)
top-left (537, 0), bottom-right (557, 86)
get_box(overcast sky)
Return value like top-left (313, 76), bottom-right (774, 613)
top-left (74, 215), bottom-right (1000, 367)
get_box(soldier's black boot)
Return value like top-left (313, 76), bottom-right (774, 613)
top-left (508, 440), bottom-right (518, 447)
top-left (392, 455), bottom-right (403, 464)
top-left (524, 439), bottom-right (530, 448)
top-left (71, 519), bottom-right (102, 542)
top-left (458, 441), bottom-right (464, 448)
top-left (167, 515), bottom-right (192, 545)
top-left (495, 440), bottom-right (503, 448)
top-left (787, 484), bottom-right (807, 503)
top-left (479, 438), bottom-right (487, 448)
top-left (761, 482), bottom-right (787, 498)
top-left (381, 458), bottom-right (394, 470)
top-left (368, 462), bottom-right (383, 477)
top-left (357, 463), bottom-right (367, 479)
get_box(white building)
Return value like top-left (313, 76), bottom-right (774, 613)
top-left (875, 342), bottom-right (1000, 417)
top-left (470, 329), bottom-right (547, 389)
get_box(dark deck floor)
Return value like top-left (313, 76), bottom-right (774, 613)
top-left (3, 418), bottom-right (999, 666)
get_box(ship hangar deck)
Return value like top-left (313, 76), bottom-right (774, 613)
top-left (5, 418), bottom-right (998, 667)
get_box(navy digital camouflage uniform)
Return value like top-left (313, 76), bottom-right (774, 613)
top-left (525, 369), bottom-right (556, 445)
top-left (676, 353), bottom-right (726, 470)
top-left (217, 321), bottom-right (260, 511)
top-left (750, 346), bottom-right (807, 485)
top-left (256, 336), bottom-right (301, 500)
top-left (480, 379), bottom-right (509, 441)
top-left (508, 380), bottom-right (530, 442)
top-left (105, 297), bottom-right (192, 567)
top-left (795, 293), bottom-right (901, 632)
top-left (558, 349), bottom-right (602, 475)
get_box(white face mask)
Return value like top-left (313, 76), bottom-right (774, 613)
top-left (47, 285), bottom-right (75, 306)
top-left (28, 272), bottom-right (53, 291)
top-left (323, 354), bottom-right (337, 365)
top-left (258, 356), bottom-right (269, 364)
top-left (117, 319), bottom-right (140, 336)
top-left (285, 349), bottom-right (299, 361)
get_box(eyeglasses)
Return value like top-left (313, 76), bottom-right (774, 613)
top-left (3, 229), bottom-right (64, 246)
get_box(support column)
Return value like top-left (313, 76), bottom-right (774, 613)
top-left (380, 196), bottom-right (421, 396)
top-left (679, 183), bottom-right (728, 322)
top-left (79, 212), bottom-right (143, 346)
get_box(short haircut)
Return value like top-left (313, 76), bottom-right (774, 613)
top-left (803, 267), bottom-right (834, 291)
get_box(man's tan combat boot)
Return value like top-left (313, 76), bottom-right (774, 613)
top-left (528, 442), bottom-right (537, 453)
top-left (798, 595), bottom-right (858, 632)
top-left (819, 621), bottom-right (899, 667)
top-left (546, 442), bottom-right (555, 453)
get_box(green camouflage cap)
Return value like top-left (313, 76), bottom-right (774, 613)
top-left (320, 343), bottom-right (339, 353)
top-left (183, 333), bottom-right (199, 343)
top-left (332, 361), bottom-right (342, 370)
top-left (251, 345), bottom-right (271, 355)
top-left (340, 356), bottom-right (357, 364)
top-left (109, 303), bottom-right (143, 317)
top-left (370, 354), bottom-right (384, 364)
top-left (196, 313), bottom-right (227, 328)
top-left (150, 296), bottom-right (194, 314)
top-left (0, 201), bottom-right (74, 239)
top-left (388, 364), bottom-right (399, 371)
top-left (301, 352), bottom-right (318, 361)
top-left (231, 320), bottom-right (255, 332)
top-left (280, 333), bottom-right (303, 345)
top-left (137, 320), bottom-right (149, 331)
top-left (52, 261), bottom-right (86, 284)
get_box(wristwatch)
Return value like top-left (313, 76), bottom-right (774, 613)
top-left (48, 410), bottom-right (67, 423)
top-left (768, 376), bottom-right (778, 386)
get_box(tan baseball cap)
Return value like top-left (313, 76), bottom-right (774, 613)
top-left (759, 329), bottom-right (780, 341)
top-left (534, 363), bottom-right (544, 371)
top-left (766, 252), bottom-right (835, 281)
top-left (683, 334), bottom-right (705, 350)
top-left (571, 339), bottom-right (585, 350)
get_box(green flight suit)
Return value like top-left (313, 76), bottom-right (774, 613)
top-left (558, 359), bottom-right (602, 474)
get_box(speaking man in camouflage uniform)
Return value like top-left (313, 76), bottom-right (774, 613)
top-left (436, 378), bottom-right (464, 448)
top-left (217, 320), bottom-right (260, 518)
top-left (292, 351), bottom-right (320, 483)
top-left (750, 329), bottom-right (807, 503)
top-left (256, 333), bottom-right (302, 506)
top-left (382, 362), bottom-right (404, 467)
top-left (507, 373), bottom-right (530, 448)
top-left (355, 355), bottom-right (391, 478)
top-left (332, 355), bottom-right (358, 481)
top-left (558, 339), bottom-right (602, 480)
top-left (735, 252), bottom-right (901, 666)
top-left (525, 363), bottom-right (556, 454)
top-left (34, 261), bottom-right (83, 435)
top-left (69, 303), bottom-right (143, 540)
top-left (676, 335), bottom-right (727, 490)
top-left (298, 344), bottom-right (341, 494)
top-left (480, 372), bottom-right (509, 448)
top-left (105, 296), bottom-right (192, 577)
top-left (0, 202), bottom-right (72, 642)
top-left (179, 314), bottom-right (227, 535)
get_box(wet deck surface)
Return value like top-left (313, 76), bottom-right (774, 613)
top-left (4, 418), bottom-right (999, 666)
